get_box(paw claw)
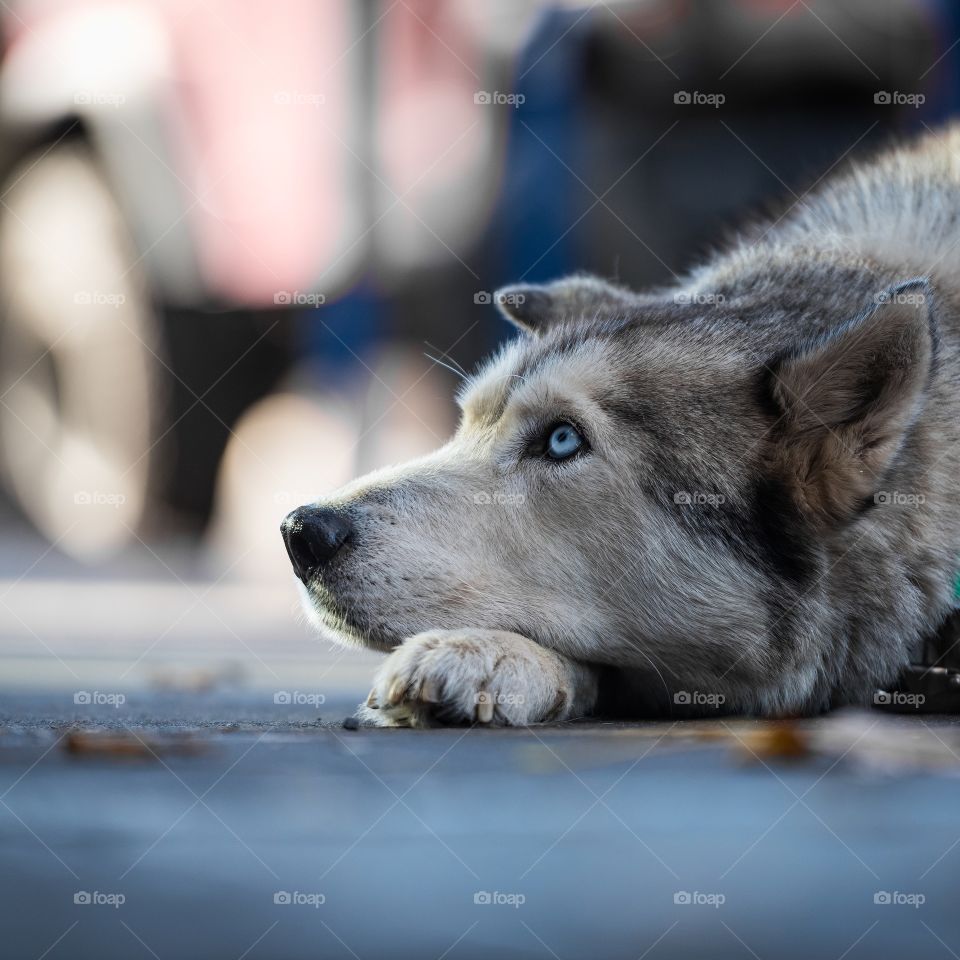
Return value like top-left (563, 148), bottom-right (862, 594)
top-left (387, 680), bottom-right (407, 705)
top-left (476, 690), bottom-right (494, 724)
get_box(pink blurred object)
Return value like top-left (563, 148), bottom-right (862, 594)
top-left (0, 0), bottom-right (505, 304)
top-left (164, 0), bottom-right (353, 305)
top-left (0, 0), bottom-right (357, 307)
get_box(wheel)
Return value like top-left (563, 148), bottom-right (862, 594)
top-left (0, 140), bottom-right (159, 558)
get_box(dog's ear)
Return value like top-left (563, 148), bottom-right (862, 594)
top-left (767, 278), bottom-right (937, 525)
top-left (494, 274), bottom-right (636, 334)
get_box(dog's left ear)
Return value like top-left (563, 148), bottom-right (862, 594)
top-left (494, 274), bottom-right (636, 334)
top-left (767, 278), bottom-right (937, 525)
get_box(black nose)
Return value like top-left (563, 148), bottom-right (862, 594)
top-left (281, 507), bottom-right (353, 582)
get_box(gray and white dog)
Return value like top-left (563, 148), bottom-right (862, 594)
top-left (282, 126), bottom-right (960, 726)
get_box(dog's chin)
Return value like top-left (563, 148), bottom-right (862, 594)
top-left (296, 582), bottom-right (401, 653)
top-left (319, 617), bottom-right (397, 653)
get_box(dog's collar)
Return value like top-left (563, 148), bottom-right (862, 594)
top-left (874, 574), bottom-right (960, 713)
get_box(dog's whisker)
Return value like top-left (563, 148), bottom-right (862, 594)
top-left (423, 352), bottom-right (468, 382)
top-left (424, 340), bottom-right (469, 377)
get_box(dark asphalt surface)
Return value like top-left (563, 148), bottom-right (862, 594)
top-left (3, 690), bottom-right (960, 959)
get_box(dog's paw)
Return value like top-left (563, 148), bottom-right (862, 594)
top-left (361, 629), bottom-right (589, 728)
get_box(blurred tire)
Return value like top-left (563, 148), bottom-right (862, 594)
top-left (0, 140), bottom-right (158, 558)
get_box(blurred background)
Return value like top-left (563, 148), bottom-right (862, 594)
top-left (0, 0), bottom-right (957, 697)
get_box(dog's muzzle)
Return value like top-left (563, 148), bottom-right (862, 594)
top-left (281, 506), bottom-right (353, 583)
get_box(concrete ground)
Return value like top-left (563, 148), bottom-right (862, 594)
top-left (2, 538), bottom-right (960, 959)
top-left (4, 690), bottom-right (960, 960)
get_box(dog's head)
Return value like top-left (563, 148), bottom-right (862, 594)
top-left (283, 272), bottom-right (936, 706)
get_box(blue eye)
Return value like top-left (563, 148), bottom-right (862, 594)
top-left (546, 423), bottom-right (583, 460)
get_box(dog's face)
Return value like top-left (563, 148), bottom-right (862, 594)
top-left (283, 273), bottom-right (934, 707)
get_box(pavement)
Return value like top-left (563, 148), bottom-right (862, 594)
top-left (2, 537), bottom-right (960, 959)
top-left (3, 688), bottom-right (960, 960)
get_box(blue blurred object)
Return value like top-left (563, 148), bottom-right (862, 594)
top-left (918, 0), bottom-right (960, 125)
top-left (300, 284), bottom-right (385, 389)
top-left (495, 6), bottom-right (592, 288)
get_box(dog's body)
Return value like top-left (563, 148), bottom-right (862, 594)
top-left (283, 125), bottom-right (960, 726)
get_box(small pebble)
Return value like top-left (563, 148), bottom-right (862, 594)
top-left (342, 716), bottom-right (360, 730)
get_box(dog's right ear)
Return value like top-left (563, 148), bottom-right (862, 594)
top-left (494, 275), bottom-right (636, 334)
top-left (766, 278), bottom-right (937, 525)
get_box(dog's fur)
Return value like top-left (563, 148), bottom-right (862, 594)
top-left (291, 125), bottom-right (960, 726)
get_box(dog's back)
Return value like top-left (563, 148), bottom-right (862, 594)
top-left (779, 125), bottom-right (960, 282)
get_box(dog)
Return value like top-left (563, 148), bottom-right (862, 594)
top-left (282, 125), bottom-right (960, 727)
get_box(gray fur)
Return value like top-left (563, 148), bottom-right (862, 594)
top-left (293, 125), bottom-right (960, 726)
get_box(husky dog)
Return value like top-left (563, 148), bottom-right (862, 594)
top-left (282, 126), bottom-right (960, 726)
